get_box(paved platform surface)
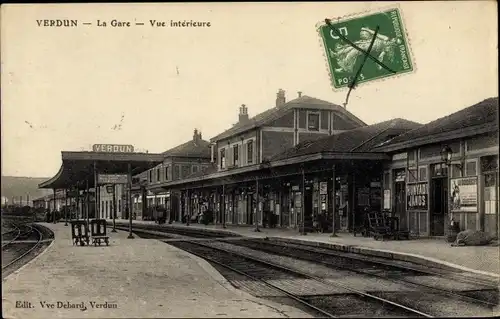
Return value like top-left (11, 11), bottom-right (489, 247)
top-left (109, 219), bottom-right (500, 279)
top-left (2, 222), bottom-right (311, 318)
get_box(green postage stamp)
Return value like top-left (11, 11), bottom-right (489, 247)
top-left (317, 6), bottom-right (414, 90)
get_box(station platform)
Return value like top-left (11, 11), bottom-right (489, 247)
top-left (107, 219), bottom-right (500, 281)
top-left (1, 222), bottom-right (311, 318)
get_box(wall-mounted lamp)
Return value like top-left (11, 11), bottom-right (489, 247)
top-left (440, 145), bottom-right (462, 170)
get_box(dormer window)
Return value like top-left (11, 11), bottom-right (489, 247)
top-left (307, 113), bottom-right (320, 131)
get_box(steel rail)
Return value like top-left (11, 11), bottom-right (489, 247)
top-left (272, 240), bottom-right (498, 289)
top-left (2, 225), bottom-right (43, 270)
top-left (241, 239), bottom-right (498, 308)
top-left (174, 240), bottom-right (338, 318)
top-left (183, 239), bottom-right (433, 318)
top-left (1, 225), bottom-right (21, 248)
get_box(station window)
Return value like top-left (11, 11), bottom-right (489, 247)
top-left (307, 113), bottom-right (320, 131)
top-left (156, 168), bottom-right (160, 182)
top-left (149, 170), bottom-right (153, 183)
top-left (466, 161), bottom-right (477, 176)
top-left (173, 165), bottom-right (180, 180)
top-left (407, 168), bottom-right (418, 183)
top-left (165, 166), bottom-right (169, 180)
top-left (220, 148), bottom-right (226, 169)
top-left (118, 199), bottom-right (121, 212)
top-left (432, 163), bottom-right (448, 177)
top-left (181, 165), bottom-right (191, 178)
top-left (192, 165), bottom-right (198, 173)
top-left (450, 164), bottom-right (463, 178)
top-left (233, 145), bottom-right (239, 166)
top-left (418, 166), bottom-right (427, 182)
top-left (247, 140), bottom-right (254, 164)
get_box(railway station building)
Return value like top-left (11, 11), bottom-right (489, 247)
top-left (38, 151), bottom-right (164, 223)
top-left (134, 128), bottom-right (212, 222)
top-left (138, 92), bottom-right (498, 238)
top-left (38, 89), bottom-right (498, 239)
top-left (374, 97), bottom-right (499, 237)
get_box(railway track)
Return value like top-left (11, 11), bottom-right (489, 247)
top-left (168, 239), bottom-right (430, 318)
top-left (264, 238), bottom-right (499, 288)
top-left (114, 225), bottom-right (498, 317)
top-left (126, 227), bottom-right (429, 317)
top-left (2, 223), bottom-right (53, 278)
top-left (2, 224), bottom-right (21, 248)
top-left (223, 238), bottom-right (499, 315)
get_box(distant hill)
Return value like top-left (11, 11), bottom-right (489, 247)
top-left (1, 176), bottom-right (52, 205)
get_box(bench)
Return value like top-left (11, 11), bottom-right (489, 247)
top-left (71, 220), bottom-right (90, 246)
top-left (90, 219), bottom-right (109, 246)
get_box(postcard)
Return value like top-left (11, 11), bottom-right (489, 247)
top-left (1, 2), bottom-right (498, 319)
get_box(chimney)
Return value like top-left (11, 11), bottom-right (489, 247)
top-left (193, 128), bottom-right (202, 142)
top-left (238, 104), bottom-right (249, 123)
top-left (298, 91), bottom-right (302, 98)
top-left (276, 89), bottom-right (286, 107)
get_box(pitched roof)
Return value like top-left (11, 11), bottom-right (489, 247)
top-left (374, 97), bottom-right (499, 149)
top-left (162, 138), bottom-right (211, 158)
top-left (271, 118), bottom-right (422, 161)
top-left (210, 95), bottom-right (366, 142)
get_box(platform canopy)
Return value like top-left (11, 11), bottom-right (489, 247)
top-left (39, 151), bottom-right (164, 190)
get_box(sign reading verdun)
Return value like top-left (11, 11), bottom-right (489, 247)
top-left (92, 144), bottom-right (134, 153)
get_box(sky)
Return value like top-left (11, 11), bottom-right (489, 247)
top-left (1, 1), bottom-right (498, 178)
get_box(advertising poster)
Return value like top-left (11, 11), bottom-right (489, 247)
top-left (384, 190), bottom-right (391, 210)
top-left (319, 182), bottom-right (328, 195)
top-left (406, 182), bottom-right (428, 210)
top-left (450, 177), bottom-right (478, 212)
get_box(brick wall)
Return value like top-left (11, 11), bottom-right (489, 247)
top-left (298, 132), bottom-right (329, 144)
top-left (332, 112), bottom-right (360, 130)
top-left (267, 110), bottom-right (294, 128)
top-left (261, 131), bottom-right (294, 161)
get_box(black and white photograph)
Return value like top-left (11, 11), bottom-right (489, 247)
top-left (1, 2), bottom-right (499, 318)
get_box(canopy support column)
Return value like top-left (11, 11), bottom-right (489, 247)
top-left (112, 185), bottom-right (117, 232)
top-left (127, 163), bottom-right (134, 239)
top-left (186, 189), bottom-right (191, 226)
top-left (64, 189), bottom-right (68, 226)
top-left (86, 179), bottom-right (90, 226)
top-left (300, 167), bottom-right (306, 235)
top-left (53, 188), bottom-right (57, 224)
top-left (330, 164), bottom-right (338, 237)
top-left (94, 161), bottom-right (100, 219)
top-left (222, 184), bottom-right (226, 229)
top-left (254, 178), bottom-right (260, 232)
